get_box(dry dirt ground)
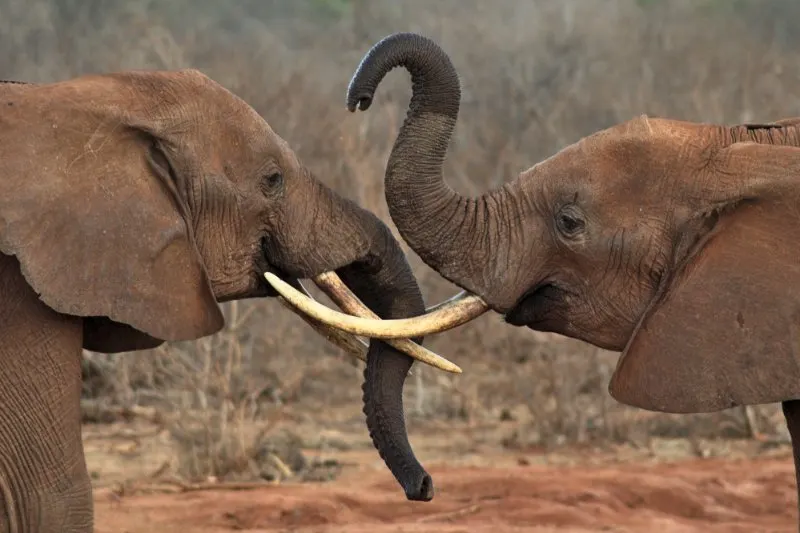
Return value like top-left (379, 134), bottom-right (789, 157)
top-left (84, 414), bottom-right (799, 533)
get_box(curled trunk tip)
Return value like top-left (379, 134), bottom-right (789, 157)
top-left (346, 32), bottom-right (461, 120)
top-left (345, 32), bottom-right (476, 290)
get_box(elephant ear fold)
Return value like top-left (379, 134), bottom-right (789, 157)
top-left (609, 142), bottom-right (800, 414)
top-left (0, 73), bottom-right (224, 351)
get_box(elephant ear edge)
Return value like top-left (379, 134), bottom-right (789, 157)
top-left (609, 142), bottom-right (800, 413)
top-left (0, 73), bottom-right (225, 352)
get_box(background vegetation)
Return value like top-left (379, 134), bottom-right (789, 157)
top-left (3, 0), bottom-right (798, 484)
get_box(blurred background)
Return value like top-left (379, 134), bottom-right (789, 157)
top-left (3, 0), bottom-right (799, 489)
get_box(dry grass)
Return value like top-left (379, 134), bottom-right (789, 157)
top-left (5, 0), bottom-right (799, 483)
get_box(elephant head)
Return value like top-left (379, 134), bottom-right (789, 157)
top-left (272, 32), bottom-right (800, 495)
top-left (0, 70), bottom-right (457, 501)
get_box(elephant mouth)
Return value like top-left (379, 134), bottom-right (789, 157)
top-left (504, 282), bottom-right (568, 329)
top-left (256, 239), bottom-right (303, 296)
top-left (260, 262), bottom-right (295, 297)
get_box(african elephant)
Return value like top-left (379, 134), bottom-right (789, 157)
top-left (0, 68), bottom-right (460, 531)
top-left (263, 31), bottom-right (800, 521)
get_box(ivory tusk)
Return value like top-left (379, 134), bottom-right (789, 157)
top-left (263, 272), bottom-right (489, 340)
top-left (277, 296), bottom-right (369, 363)
top-left (277, 281), bottom-right (414, 376)
top-left (279, 278), bottom-right (369, 363)
top-left (308, 273), bottom-right (461, 373)
top-left (425, 290), bottom-right (470, 313)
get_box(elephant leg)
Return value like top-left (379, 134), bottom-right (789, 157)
top-left (0, 254), bottom-right (92, 533)
top-left (782, 399), bottom-right (800, 532)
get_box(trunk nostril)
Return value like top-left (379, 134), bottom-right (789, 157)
top-left (404, 472), bottom-right (434, 502)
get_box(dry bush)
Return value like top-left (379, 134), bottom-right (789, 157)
top-left (4, 0), bottom-right (799, 480)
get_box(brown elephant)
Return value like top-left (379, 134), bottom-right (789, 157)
top-left (0, 68), bottom-right (464, 531)
top-left (265, 32), bottom-right (800, 521)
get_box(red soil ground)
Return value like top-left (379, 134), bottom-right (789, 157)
top-left (93, 454), bottom-right (797, 533)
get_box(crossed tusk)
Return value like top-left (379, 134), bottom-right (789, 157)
top-left (283, 275), bottom-right (490, 375)
top-left (264, 271), bottom-right (490, 340)
top-left (276, 295), bottom-right (370, 364)
top-left (273, 274), bottom-right (459, 373)
top-left (279, 280), bottom-right (408, 375)
top-left (309, 272), bottom-right (461, 373)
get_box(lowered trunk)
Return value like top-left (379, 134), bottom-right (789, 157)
top-left (281, 178), bottom-right (438, 501)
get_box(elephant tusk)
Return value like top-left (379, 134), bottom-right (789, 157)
top-left (313, 271), bottom-right (464, 315)
top-left (276, 296), bottom-right (369, 364)
top-left (309, 272), bottom-right (461, 373)
top-left (424, 289), bottom-right (472, 313)
top-left (278, 281), bottom-right (422, 376)
top-left (264, 270), bottom-right (489, 340)
top-left (277, 280), bottom-right (416, 376)
top-left (280, 278), bottom-right (369, 363)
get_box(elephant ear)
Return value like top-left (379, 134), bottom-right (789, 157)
top-left (0, 72), bottom-right (224, 352)
top-left (609, 142), bottom-right (800, 413)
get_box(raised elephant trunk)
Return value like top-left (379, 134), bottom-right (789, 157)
top-left (346, 33), bottom-right (516, 304)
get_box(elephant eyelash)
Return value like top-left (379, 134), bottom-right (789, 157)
top-left (555, 203), bottom-right (586, 238)
top-left (559, 214), bottom-right (584, 234)
top-left (261, 171), bottom-right (284, 195)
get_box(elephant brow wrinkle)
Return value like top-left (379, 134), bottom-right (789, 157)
top-left (727, 124), bottom-right (800, 147)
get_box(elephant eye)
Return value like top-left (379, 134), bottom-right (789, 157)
top-left (555, 205), bottom-right (585, 238)
top-left (262, 171), bottom-right (283, 193)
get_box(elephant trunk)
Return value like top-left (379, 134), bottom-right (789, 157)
top-left (335, 224), bottom-right (433, 501)
top-left (346, 33), bottom-right (517, 306)
top-left (291, 178), bottom-right (433, 501)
